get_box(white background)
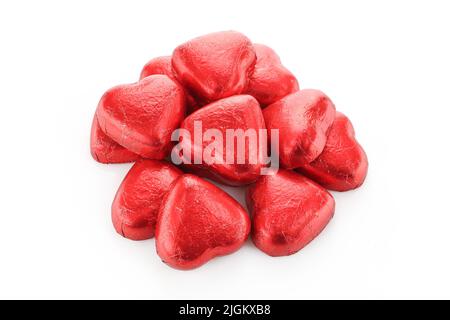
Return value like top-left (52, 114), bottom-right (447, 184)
top-left (1, 0), bottom-right (449, 299)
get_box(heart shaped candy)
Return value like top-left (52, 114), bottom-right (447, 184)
top-left (246, 169), bottom-right (335, 257)
top-left (96, 75), bottom-right (186, 159)
top-left (263, 89), bottom-right (336, 169)
top-left (140, 56), bottom-right (176, 81)
top-left (297, 112), bottom-right (368, 191)
top-left (90, 114), bottom-right (139, 164)
top-left (156, 174), bottom-right (251, 270)
top-left (112, 159), bottom-right (182, 241)
top-left (139, 56), bottom-right (198, 114)
top-left (172, 31), bottom-right (256, 103)
top-left (179, 95), bottom-right (266, 186)
top-left (246, 44), bottom-right (299, 106)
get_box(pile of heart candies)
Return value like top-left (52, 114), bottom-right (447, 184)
top-left (91, 31), bottom-right (368, 270)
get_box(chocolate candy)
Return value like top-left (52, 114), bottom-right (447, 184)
top-left (297, 112), bottom-right (368, 191)
top-left (90, 114), bottom-right (139, 164)
top-left (92, 31), bottom-right (368, 270)
top-left (179, 95), bottom-right (266, 186)
top-left (246, 44), bottom-right (299, 106)
top-left (246, 169), bottom-right (335, 256)
top-left (96, 75), bottom-right (186, 159)
top-left (156, 174), bottom-right (250, 270)
top-left (172, 31), bottom-right (256, 103)
top-left (263, 89), bottom-right (336, 169)
top-left (140, 56), bottom-right (198, 114)
top-left (112, 159), bottom-right (182, 240)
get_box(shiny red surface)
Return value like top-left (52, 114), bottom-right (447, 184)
top-left (297, 112), bottom-right (368, 191)
top-left (90, 114), bottom-right (139, 164)
top-left (246, 44), bottom-right (299, 106)
top-left (91, 30), bottom-right (370, 268)
top-left (263, 89), bottom-right (336, 169)
top-left (96, 75), bottom-right (186, 159)
top-left (156, 174), bottom-right (251, 270)
top-left (139, 56), bottom-right (198, 114)
top-left (139, 56), bottom-right (176, 80)
top-left (180, 95), bottom-right (266, 186)
top-left (112, 159), bottom-right (182, 240)
top-left (172, 31), bottom-right (256, 103)
top-left (246, 169), bottom-right (335, 257)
